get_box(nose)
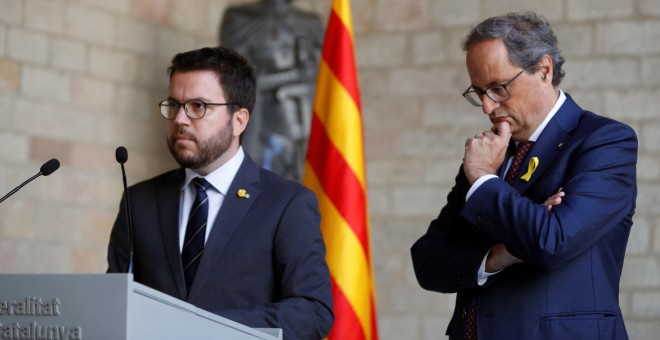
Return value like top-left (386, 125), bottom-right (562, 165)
top-left (481, 94), bottom-right (500, 115)
top-left (172, 104), bottom-right (190, 124)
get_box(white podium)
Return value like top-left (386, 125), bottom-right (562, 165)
top-left (0, 274), bottom-right (282, 340)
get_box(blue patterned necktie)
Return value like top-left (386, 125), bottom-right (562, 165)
top-left (181, 177), bottom-right (212, 293)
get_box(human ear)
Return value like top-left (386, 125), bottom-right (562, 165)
top-left (233, 108), bottom-right (250, 137)
top-left (538, 55), bottom-right (553, 84)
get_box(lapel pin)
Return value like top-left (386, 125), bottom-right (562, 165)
top-left (521, 157), bottom-right (539, 182)
top-left (557, 143), bottom-right (564, 149)
top-left (237, 189), bottom-right (250, 199)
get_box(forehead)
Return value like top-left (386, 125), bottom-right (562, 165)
top-left (465, 39), bottom-right (517, 86)
top-left (169, 70), bottom-right (224, 99)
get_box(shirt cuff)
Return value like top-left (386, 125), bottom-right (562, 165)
top-left (466, 174), bottom-right (498, 201)
top-left (477, 249), bottom-right (502, 286)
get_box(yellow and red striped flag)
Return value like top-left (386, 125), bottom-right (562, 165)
top-left (302, 0), bottom-right (378, 339)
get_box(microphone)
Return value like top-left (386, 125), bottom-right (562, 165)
top-left (0, 159), bottom-right (60, 204)
top-left (41, 159), bottom-right (60, 176)
top-left (115, 146), bottom-right (134, 273)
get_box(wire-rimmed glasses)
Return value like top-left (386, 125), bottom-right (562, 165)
top-left (462, 69), bottom-right (526, 107)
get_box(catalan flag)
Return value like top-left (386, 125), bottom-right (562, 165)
top-left (302, 0), bottom-right (378, 339)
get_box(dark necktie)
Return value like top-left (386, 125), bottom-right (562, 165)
top-left (182, 177), bottom-right (212, 293)
top-left (465, 302), bottom-right (478, 340)
top-left (504, 141), bottom-right (534, 184)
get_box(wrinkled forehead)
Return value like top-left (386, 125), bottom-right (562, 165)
top-left (466, 39), bottom-right (516, 88)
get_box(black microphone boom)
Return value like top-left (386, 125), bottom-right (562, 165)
top-left (116, 146), bottom-right (134, 273)
top-left (0, 159), bottom-right (60, 204)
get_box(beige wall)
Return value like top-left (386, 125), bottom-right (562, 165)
top-left (1, 0), bottom-right (659, 339)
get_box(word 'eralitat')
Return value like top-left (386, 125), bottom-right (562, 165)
top-left (0, 298), bottom-right (60, 317)
top-left (0, 297), bottom-right (82, 339)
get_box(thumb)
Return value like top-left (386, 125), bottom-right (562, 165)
top-left (492, 121), bottom-right (512, 139)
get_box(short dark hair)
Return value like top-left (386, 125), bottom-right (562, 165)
top-left (168, 46), bottom-right (256, 112)
top-left (462, 11), bottom-right (565, 87)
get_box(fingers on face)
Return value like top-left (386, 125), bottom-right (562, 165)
top-left (494, 121), bottom-right (512, 136)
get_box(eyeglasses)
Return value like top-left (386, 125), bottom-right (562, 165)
top-left (159, 99), bottom-right (236, 120)
top-left (462, 69), bottom-right (526, 107)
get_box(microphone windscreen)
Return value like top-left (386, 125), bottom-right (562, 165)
top-left (116, 146), bottom-right (128, 164)
top-left (40, 159), bottom-right (60, 176)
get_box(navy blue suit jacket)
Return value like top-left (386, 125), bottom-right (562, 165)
top-left (107, 155), bottom-right (334, 339)
top-left (411, 94), bottom-right (637, 339)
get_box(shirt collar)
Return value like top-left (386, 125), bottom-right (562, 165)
top-left (181, 146), bottom-right (245, 195)
top-left (527, 89), bottom-right (566, 142)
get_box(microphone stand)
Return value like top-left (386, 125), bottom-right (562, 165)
top-left (0, 159), bottom-right (60, 204)
top-left (116, 147), bottom-right (134, 274)
top-left (121, 160), bottom-right (134, 274)
top-left (0, 173), bottom-right (42, 204)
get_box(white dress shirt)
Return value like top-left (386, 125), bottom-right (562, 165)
top-left (178, 147), bottom-right (245, 252)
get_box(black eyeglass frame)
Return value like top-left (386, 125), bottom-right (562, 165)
top-left (159, 99), bottom-right (237, 120)
top-left (462, 68), bottom-right (527, 107)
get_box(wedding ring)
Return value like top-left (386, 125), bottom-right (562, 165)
top-left (475, 133), bottom-right (483, 138)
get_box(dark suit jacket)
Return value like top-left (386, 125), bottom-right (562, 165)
top-left (107, 155), bottom-right (334, 339)
top-left (411, 94), bottom-right (637, 339)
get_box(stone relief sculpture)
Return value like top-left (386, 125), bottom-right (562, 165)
top-left (220, 0), bottom-right (324, 181)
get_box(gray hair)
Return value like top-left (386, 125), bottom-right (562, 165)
top-left (462, 11), bottom-right (565, 87)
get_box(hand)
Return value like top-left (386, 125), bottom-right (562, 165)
top-left (485, 243), bottom-right (522, 273)
top-left (464, 122), bottom-right (512, 184)
top-left (484, 189), bottom-right (566, 273)
top-left (543, 188), bottom-right (565, 211)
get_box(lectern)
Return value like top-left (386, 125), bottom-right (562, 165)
top-left (0, 274), bottom-right (282, 340)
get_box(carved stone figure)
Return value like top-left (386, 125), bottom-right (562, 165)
top-left (220, 0), bottom-right (324, 181)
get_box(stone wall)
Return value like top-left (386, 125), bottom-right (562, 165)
top-left (1, 0), bottom-right (659, 339)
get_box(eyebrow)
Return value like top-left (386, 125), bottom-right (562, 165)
top-left (472, 77), bottom-right (506, 91)
top-left (472, 74), bottom-right (516, 92)
top-left (166, 96), bottom-right (214, 103)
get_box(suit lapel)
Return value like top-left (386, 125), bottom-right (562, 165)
top-left (157, 169), bottom-right (187, 299)
top-left (188, 156), bottom-right (261, 299)
top-left (513, 94), bottom-right (582, 192)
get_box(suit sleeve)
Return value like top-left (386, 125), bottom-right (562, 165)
top-left (106, 192), bottom-right (130, 273)
top-left (462, 120), bottom-right (637, 270)
top-left (411, 165), bottom-right (497, 293)
top-left (214, 188), bottom-right (334, 339)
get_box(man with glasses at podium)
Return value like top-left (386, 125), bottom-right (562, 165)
top-left (107, 46), bottom-right (333, 339)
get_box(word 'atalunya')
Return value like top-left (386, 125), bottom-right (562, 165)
top-left (0, 322), bottom-right (82, 340)
top-left (0, 298), bottom-right (60, 317)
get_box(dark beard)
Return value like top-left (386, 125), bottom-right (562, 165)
top-left (167, 118), bottom-right (233, 170)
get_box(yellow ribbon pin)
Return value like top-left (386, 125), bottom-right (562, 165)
top-left (520, 157), bottom-right (539, 182)
top-left (237, 189), bottom-right (250, 199)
